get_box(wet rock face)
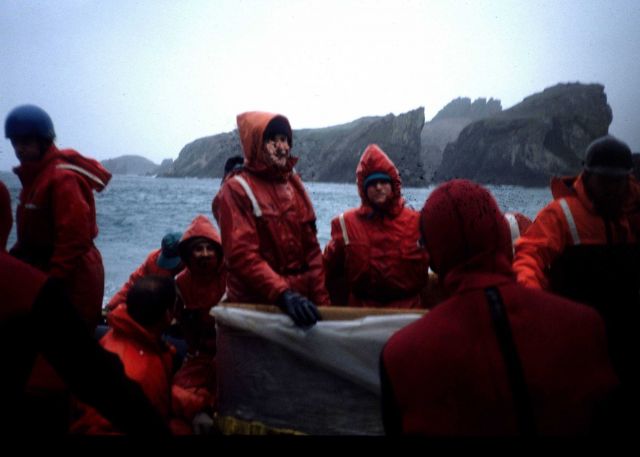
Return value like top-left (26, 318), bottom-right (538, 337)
top-left (421, 98), bottom-right (502, 183)
top-left (294, 107), bottom-right (425, 186)
top-left (159, 131), bottom-right (240, 178)
top-left (435, 83), bottom-right (613, 186)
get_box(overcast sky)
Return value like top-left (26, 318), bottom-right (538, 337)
top-left (1, 0), bottom-right (639, 171)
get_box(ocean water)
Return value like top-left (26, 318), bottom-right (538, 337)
top-left (0, 172), bottom-right (552, 306)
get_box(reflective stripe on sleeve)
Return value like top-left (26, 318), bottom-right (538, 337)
top-left (338, 212), bottom-right (349, 246)
top-left (233, 175), bottom-right (262, 217)
top-left (559, 198), bottom-right (581, 245)
top-left (56, 163), bottom-right (106, 188)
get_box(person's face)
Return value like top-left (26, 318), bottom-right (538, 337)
top-left (262, 133), bottom-right (290, 170)
top-left (584, 173), bottom-right (629, 218)
top-left (189, 240), bottom-right (218, 271)
top-left (366, 180), bottom-right (393, 209)
top-left (11, 136), bottom-right (44, 163)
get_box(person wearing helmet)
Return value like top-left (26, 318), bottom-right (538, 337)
top-left (5, 104), bottom-right (112, 432)
top-left (5, 104), bottom-right (111, 328)
top-left (513, 135), bottom-right (640, 415)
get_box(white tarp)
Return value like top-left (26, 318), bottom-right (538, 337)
top-left (211, 306), bottom-right (422, 395)
top-left (211, 306), bottom-right (423, 434)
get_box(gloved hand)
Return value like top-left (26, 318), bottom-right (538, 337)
top-left (277, 290), bottom-right (321, 328)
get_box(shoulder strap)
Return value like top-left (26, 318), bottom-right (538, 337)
top-left (484, 287), bottom-right (537, 436)
top-left (56, 163), bottom-right (107, 188)
top-left (338, 212), bottom-right (350, 246)
top-left (558, 198), bottom-right (580, 245)
top-left (233, 175), bottom-right (262, 217)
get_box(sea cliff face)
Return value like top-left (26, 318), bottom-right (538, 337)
top-left (435, 83), bottom-right (612, 186)
top-left (420, 97), bottom-right (503, 182)
top-left (159, 82), bottom-right (613, 187)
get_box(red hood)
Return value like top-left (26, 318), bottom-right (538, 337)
top-left (236, 111), bottom-right (297, 179)
top-left (14, 145), bottom-right (111, 192)
top-left (0, 181), bottom-right (11, 251)
top-left (106, 304), bottom-right (166, 352)
top-left (420, 179), bottom-right (514, 289)
top-left (355, 144), bottom-right (404, 217)
top-left (178, 215), bottom-right (223, 264)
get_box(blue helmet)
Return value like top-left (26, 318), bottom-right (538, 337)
top-left (4, 104), bottom-right (55, 141)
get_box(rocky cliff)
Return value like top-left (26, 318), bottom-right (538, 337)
top-left (421, 97), bottom-right (502, 182)
top-left (294, 108), bottom-right (425, 185)
top-left (159, 108), bottom-right (426, 186)
top-left (159, 131), bottom-right (240, 178)
top-left (435, 83), bottom-right (612, 186)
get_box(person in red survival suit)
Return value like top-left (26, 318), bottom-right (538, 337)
top-left (175, 215), bottom-right (226, 314)
top-left (105, 231), bottom-right (184, 313)
top-left (71, 276), bottom-right (177, 435)
top-left (212, 112), bottom-right (328, 327)
top-left (0, 183), bottom-right (169, 436)
top-left (171, 215), bottom-right (225, 431)
top-left (6, 104), bottom-right (111, 330)
top-left (513, 135), bottom-right (640, 415)
top-left (380, 179), bottom-right (619, 436)
top-left (5, 104), bottom-right (112, 432)
top-left (323, 144), bottom-right (429, 308)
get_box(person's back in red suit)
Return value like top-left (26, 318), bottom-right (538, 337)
top-left (71, 276), bottom-right (176, 434)
top-left (381, 179), bottom-right (618, 436)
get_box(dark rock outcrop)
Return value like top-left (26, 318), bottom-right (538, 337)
top-left (421, 98), bottom-right (502, 182)
top-left (294, 108), bottom-right (425, 185)
top-left (160, 108), bottom-right (426, 186)
top-left (152, 158), bottom-right (175, 176)
top-left (159, 131), bottom-right (240, 178)
top-left (435, 83), bottom-right (612, 186)
top-left (101, 155), bottom-right (159, 175)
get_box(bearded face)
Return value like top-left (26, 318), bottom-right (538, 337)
top-left (189, 239), bottom-right (218, 272)
top-left (262, 133), bottom-right (290, 170)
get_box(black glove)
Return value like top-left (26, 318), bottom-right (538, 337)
top-left (277, 290), bottom-right (321, 328)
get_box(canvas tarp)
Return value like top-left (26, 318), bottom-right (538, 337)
top-left (211, 305), bottom-right (423, 435)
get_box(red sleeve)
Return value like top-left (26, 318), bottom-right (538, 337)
top-left (513, 201), bottom-right (568, 289)
top-left (48, 172), bottom-right (95, 279)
